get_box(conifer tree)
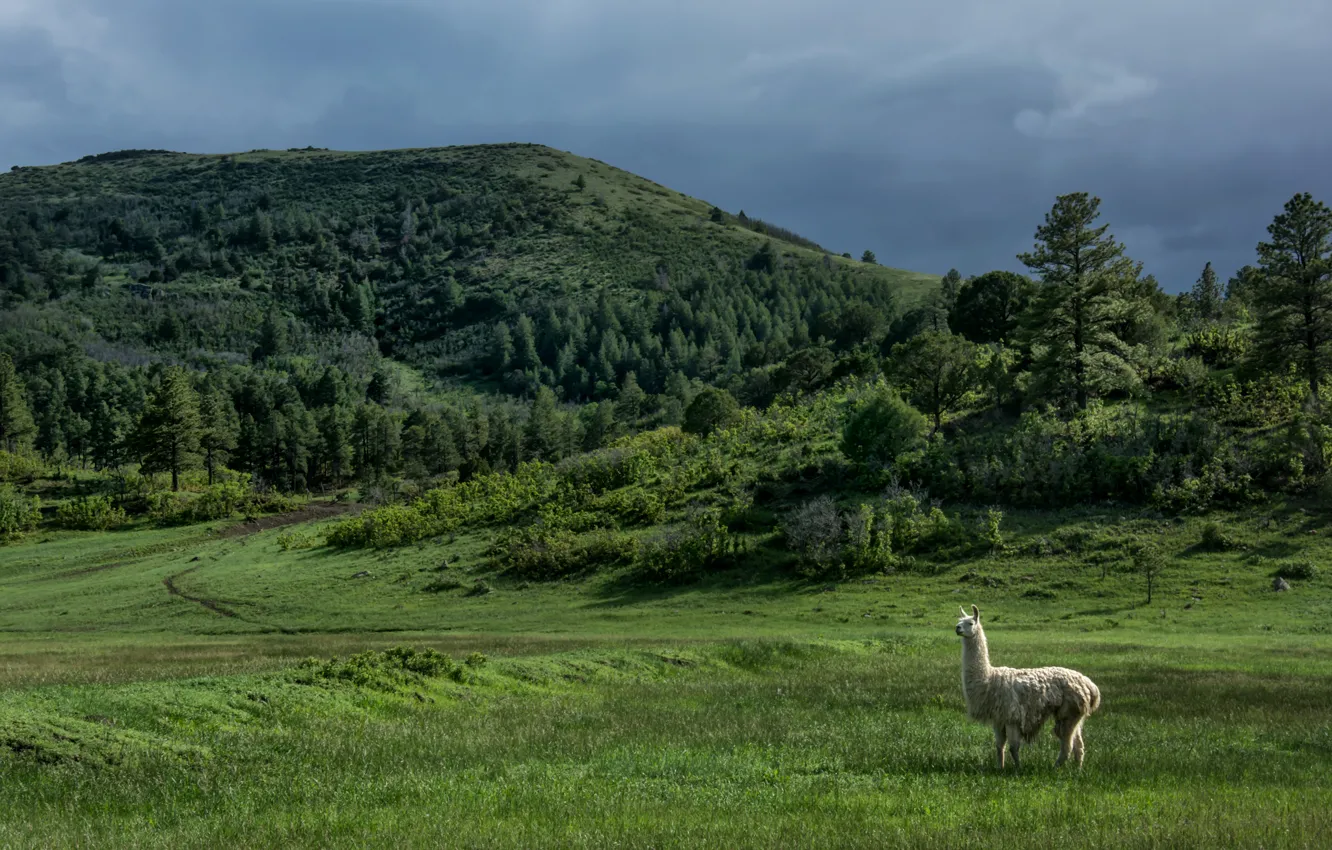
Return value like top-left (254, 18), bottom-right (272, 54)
top-left (90, 401), bottom-right (131, 472)
top-left (316, 406), bottom-right (354, 486)
top-left (491, 322), bottom-right (516, 374)
top-left (198, 388), bottom-right (240, 486)
top-left (1190, 261), bottom-right (1223, 321)
top-left (1251, 193), bottom-right (1332, 404)
top-left (1018, 192), bottom-right (1147, 410)
top-left (0, 354), bottom-right (35, 453)
top-left (524, 386), bottom-right (562, 461)
top-left (136, 367), bottom-right (202, 491)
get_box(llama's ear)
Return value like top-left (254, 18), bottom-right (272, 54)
top-left (972, 605), bottom-right (980, 620)
top-left (959, 606), bottom-right (968, 618)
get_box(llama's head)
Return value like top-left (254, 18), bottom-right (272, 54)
top-left (955, 605), bottom-right (981, 638)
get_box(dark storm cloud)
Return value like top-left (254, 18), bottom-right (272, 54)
top-left (4, 0), bottom-right (1331, 289)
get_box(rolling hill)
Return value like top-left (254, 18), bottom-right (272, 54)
top-left (1, 144), bottom-right (938, 387)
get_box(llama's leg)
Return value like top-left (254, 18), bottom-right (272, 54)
top-left (994, 725), bottom-right (1007, 768)
top-left (1006, 724), bottom-right (1022, 769)
top-left (1072, 724), bottom-right (1085, 767)
top-left (1054, 717), bottom-right (1075, 767)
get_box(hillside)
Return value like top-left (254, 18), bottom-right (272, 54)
top-left (3, 151), bottom-right (1332, 847)
top-left (1, 144), bottom-right (937, 383)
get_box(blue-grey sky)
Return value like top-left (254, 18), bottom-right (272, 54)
top-left (4, 0), bottom-right (1330, 290)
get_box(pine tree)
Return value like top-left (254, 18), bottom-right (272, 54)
top-left (524, 386), bottom-right (562, 461)
top-left (136, 367), bottom-right (202, 491)
top-left (1189, 262), bottom-right (1223, 321)
top-left (515, 314), bottom-right (541, 373)
top-left (317, 405), bottom-right (355, 486)
top-left (1251, 193), bottom-right (1332, 404)
top-left (581, 401), bottom-right (618, 451)
top-left (254, 312), bottom-right (288, 362)
top-left (861, 250), bottom-right (877, 265)
top-left (1018, 192), bottom-right (1147, 410)
top-left (0, 354), bottom-right (35, 453)
top-left (616, 371), bottom-right (646, 427)
top-left (198, 388), bottom-right (240, 486)
top-left (491, 322), bottom-right (516, 374)
top-left (90, 401), bottom-right (131, 471)
top-left (939, 268), bottom-right (963, 312)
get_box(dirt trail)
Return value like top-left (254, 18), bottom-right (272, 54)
top-left (218, 500), bottom-right (364, 538)
top-left (165, 500), bottom-right (363, 625)
top-left (162, 566), bottom-right (241, 618)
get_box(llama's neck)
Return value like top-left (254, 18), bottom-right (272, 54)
top-left (961, 627), bottom-right (993, 706)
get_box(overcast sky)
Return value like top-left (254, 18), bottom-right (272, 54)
top-left (3, 0), bottom-right (1330, 289)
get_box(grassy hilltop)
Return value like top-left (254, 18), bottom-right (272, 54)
top-left (2, 149), bottom-right (1332, 847)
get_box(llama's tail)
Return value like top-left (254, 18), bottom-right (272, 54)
top-left (1086, 678), bottom-right (1101, 715)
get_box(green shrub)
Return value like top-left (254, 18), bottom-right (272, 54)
top-left (189, 479), bottom-right (253, 521)
top-left (495, 525), bottom-right (638, 580)
top-left (1199, 366), bottom-right (1306, 427)
top-left (298, 646), bottom-right (466, 691)
top-left (983, 508), bottom-right (1005, 552)
top-left (683, 388), bottom-right (741, 437)
top-left (146, 491), bottom-right (189, 523)
top-left (56, 495), bottom-right (127, 531)
top-left (0, 451), bottom-right (46, 484)
top-left (1272, 560), bottom-right (1318, 581)
top-left (1197, 521), bottom-right (1242, 552)
top-left (588, 488), bottom-right (666, 526)
top-left (0, 486), bottom-right (41, 538)
top-left (1157, 355), bottom-right (1210, 391)
top-left (840, 387), bottom-right (928, 469)
top-left (783, 489), bottom-right (971, 577)
top-left (1184, 324), bottom-right (1250, 367)
top-left (637, 508), bottom-right (743, 582)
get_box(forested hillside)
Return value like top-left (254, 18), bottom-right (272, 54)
top-left (0, 143), bottom-right (937, 499)
top-left (2, 143), bottom-right (1331, 588)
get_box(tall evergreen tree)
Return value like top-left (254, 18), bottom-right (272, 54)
top-left (1190, 261), bottom-right (1223, 321)
top-left (524, 386), bottom-right (562, 461)
top-left (1251, 193), bottom-right (1332, 404)
top-left (136, 367), bottom-right (202, 491)
top-left (490, 322), bottom-right (516, 374)
top-left (89, 401), bottom-right (131, 472)
top-left (317, 405), bottom-right (355, 486)
top-left (514, 315), bottom-right (541, 373)
top-left (0, 354), bottom-right (35, 453)
top-left (1018, 192), bottom-right (1147, 410)
top-left (254, 312), bottom-right (288, 362)
top-left (939, 268), bottom-right (963, 313)
top-left (198, 388), bottom-right (240, 486)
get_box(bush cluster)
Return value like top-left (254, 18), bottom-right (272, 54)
top-left (0, 485), bottom-right (41, 538)
top-left (635, 508), bottom-right (744, 582)
top-left (56, 495), bottom-right (127, 531)
top-left (782, 488), bottom-right (975, 577)
top-left (297, 646), bottom-right (484, 691)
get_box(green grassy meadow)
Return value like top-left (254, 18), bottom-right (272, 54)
top-left (2, 505), bottom-right (1330, 848)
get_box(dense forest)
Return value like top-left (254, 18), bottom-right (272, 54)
top-left (0, 145), bottom-right (929, 501)
top-left (2, 144), bottom-right (1330, 581)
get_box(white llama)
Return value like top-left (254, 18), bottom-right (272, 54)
top-left (955, 605), bottom-right (1100, 769)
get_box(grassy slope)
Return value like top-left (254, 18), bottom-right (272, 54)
top-left (1, 504), bottom-right (1330, 848)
